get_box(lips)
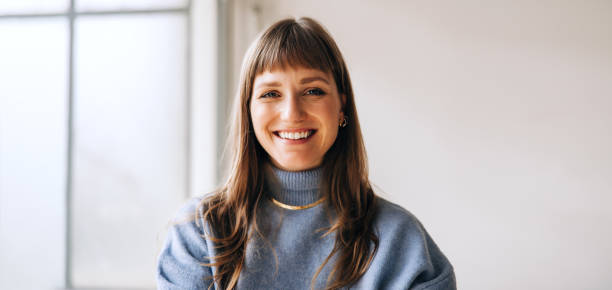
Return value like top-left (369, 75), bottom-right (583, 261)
top-left (273, 129), bottom-right (316, 140)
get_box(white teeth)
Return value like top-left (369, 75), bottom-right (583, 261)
top-left (278, 130), bottom-right (312, 140)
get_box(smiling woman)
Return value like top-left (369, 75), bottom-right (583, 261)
top-left (250, 68), bottom-right (345, 171)
top-left (157, 17), bottom-right (456, 290)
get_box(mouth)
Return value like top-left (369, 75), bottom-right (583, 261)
top-left (273, 129), bottom-right (316, 141)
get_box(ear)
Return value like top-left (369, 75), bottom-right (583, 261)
top-left (340, 94), bottom-right (347, 111)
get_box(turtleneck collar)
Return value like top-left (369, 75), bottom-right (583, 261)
top-left (264, 164), bottom-right (323, 207)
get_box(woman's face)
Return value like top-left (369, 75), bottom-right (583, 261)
top-left (250, 67), bottom-right (344, 171)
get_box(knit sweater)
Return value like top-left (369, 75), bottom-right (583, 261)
top-left (157, 167), bottom-right (456, 289)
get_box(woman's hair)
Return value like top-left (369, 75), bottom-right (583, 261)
top-left (198, 17), bottom-right (379, 289)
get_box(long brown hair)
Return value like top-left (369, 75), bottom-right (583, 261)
top-left (198, 17), bottom-right (379, 290)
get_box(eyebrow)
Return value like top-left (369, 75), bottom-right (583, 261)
top-left (300, 76), bottom-right (330, 85)
top-left (254, 76), bottom-right (331, 91)
top-left (254, 81), bottom-right (282, 91)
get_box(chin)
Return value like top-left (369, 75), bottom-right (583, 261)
top-left (277, 159), bottom-right (320, 172)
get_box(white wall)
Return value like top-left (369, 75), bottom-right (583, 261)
top-left (229, 1), bottom-right (612, 289)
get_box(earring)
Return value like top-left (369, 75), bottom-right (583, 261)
top-left (339, 116), bottom-right (348, 128)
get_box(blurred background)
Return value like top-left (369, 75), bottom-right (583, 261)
top-left (1, 0), bottom-right (611, 289)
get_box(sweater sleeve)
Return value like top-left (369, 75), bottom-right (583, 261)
top-left (156, 198), bottom-right (214, 290)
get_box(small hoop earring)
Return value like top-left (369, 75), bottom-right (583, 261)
top-left (339, 116), bottom-right (348, 128)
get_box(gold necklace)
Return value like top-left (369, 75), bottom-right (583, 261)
top-left (270, 197), bottom-right (326, 210)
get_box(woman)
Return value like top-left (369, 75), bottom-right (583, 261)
top-left (157, 17), bottom-right (456, 290)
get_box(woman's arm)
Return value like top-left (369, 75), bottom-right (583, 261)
top-left (157, 198), bottom-right (214, 290)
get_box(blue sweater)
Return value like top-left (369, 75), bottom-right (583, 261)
top-left (157, 167), bottom-right (456, 289)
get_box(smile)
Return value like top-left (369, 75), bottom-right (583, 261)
top-left (274, 129), bottom-right (316, 140)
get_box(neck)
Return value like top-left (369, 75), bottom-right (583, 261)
top-left (264, 164), bottom-right (323, 207)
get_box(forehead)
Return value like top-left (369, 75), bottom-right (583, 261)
top-left (253, 66), bottom-right (332, 84)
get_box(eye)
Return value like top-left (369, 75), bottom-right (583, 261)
top-left (305, 88), bottom-right (326, 96)
top-left (260, 91), bottom-right (280, 98)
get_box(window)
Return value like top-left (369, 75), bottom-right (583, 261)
top-left (0, 1), bottom-right (218, 289)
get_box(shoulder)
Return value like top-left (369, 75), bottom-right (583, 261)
top-left (163, 195), bottom-right (210, 253)
top-left (173, 196), bottom-right (204, 221)
top-left (371, 196), bottom-right (435, 258)
top-left (373, 196), bottom-right (427, 237)
top-left (157, 194), bottom-right (216, 289)
top-left (364, 196), bottom-right (456, 290)
top-left (168, 192), bottom-right (219, 237)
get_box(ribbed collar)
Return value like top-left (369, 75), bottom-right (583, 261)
top-left (264, 164), bottom-right (323, 207)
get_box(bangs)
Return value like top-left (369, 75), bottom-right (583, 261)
top-left (253, 20), bottom-right (337, 76)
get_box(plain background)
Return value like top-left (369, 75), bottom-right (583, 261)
top-left (225, 1), bottom-right (612, 289)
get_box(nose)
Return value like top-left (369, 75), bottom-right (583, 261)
top-left (280, 94), bottom-right (305, 122)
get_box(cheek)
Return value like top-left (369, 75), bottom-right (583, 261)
top-left (250, 104), bottom-right (271, 141)
top-left (325, 120), bottom-right (340, 143)
top-left (319, 107), bottom-right (341, 143)
top-left (250, 103), bottom-right (261, 127)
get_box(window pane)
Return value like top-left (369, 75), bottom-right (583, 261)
top-left (76, 0), bottom-right (187, 12)
top-left (73, 14), bottom-right (187, 288)
top-left (0, 0), bottom-right (68, 14)
top-left (0, 19), bottom-right (68, 290)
